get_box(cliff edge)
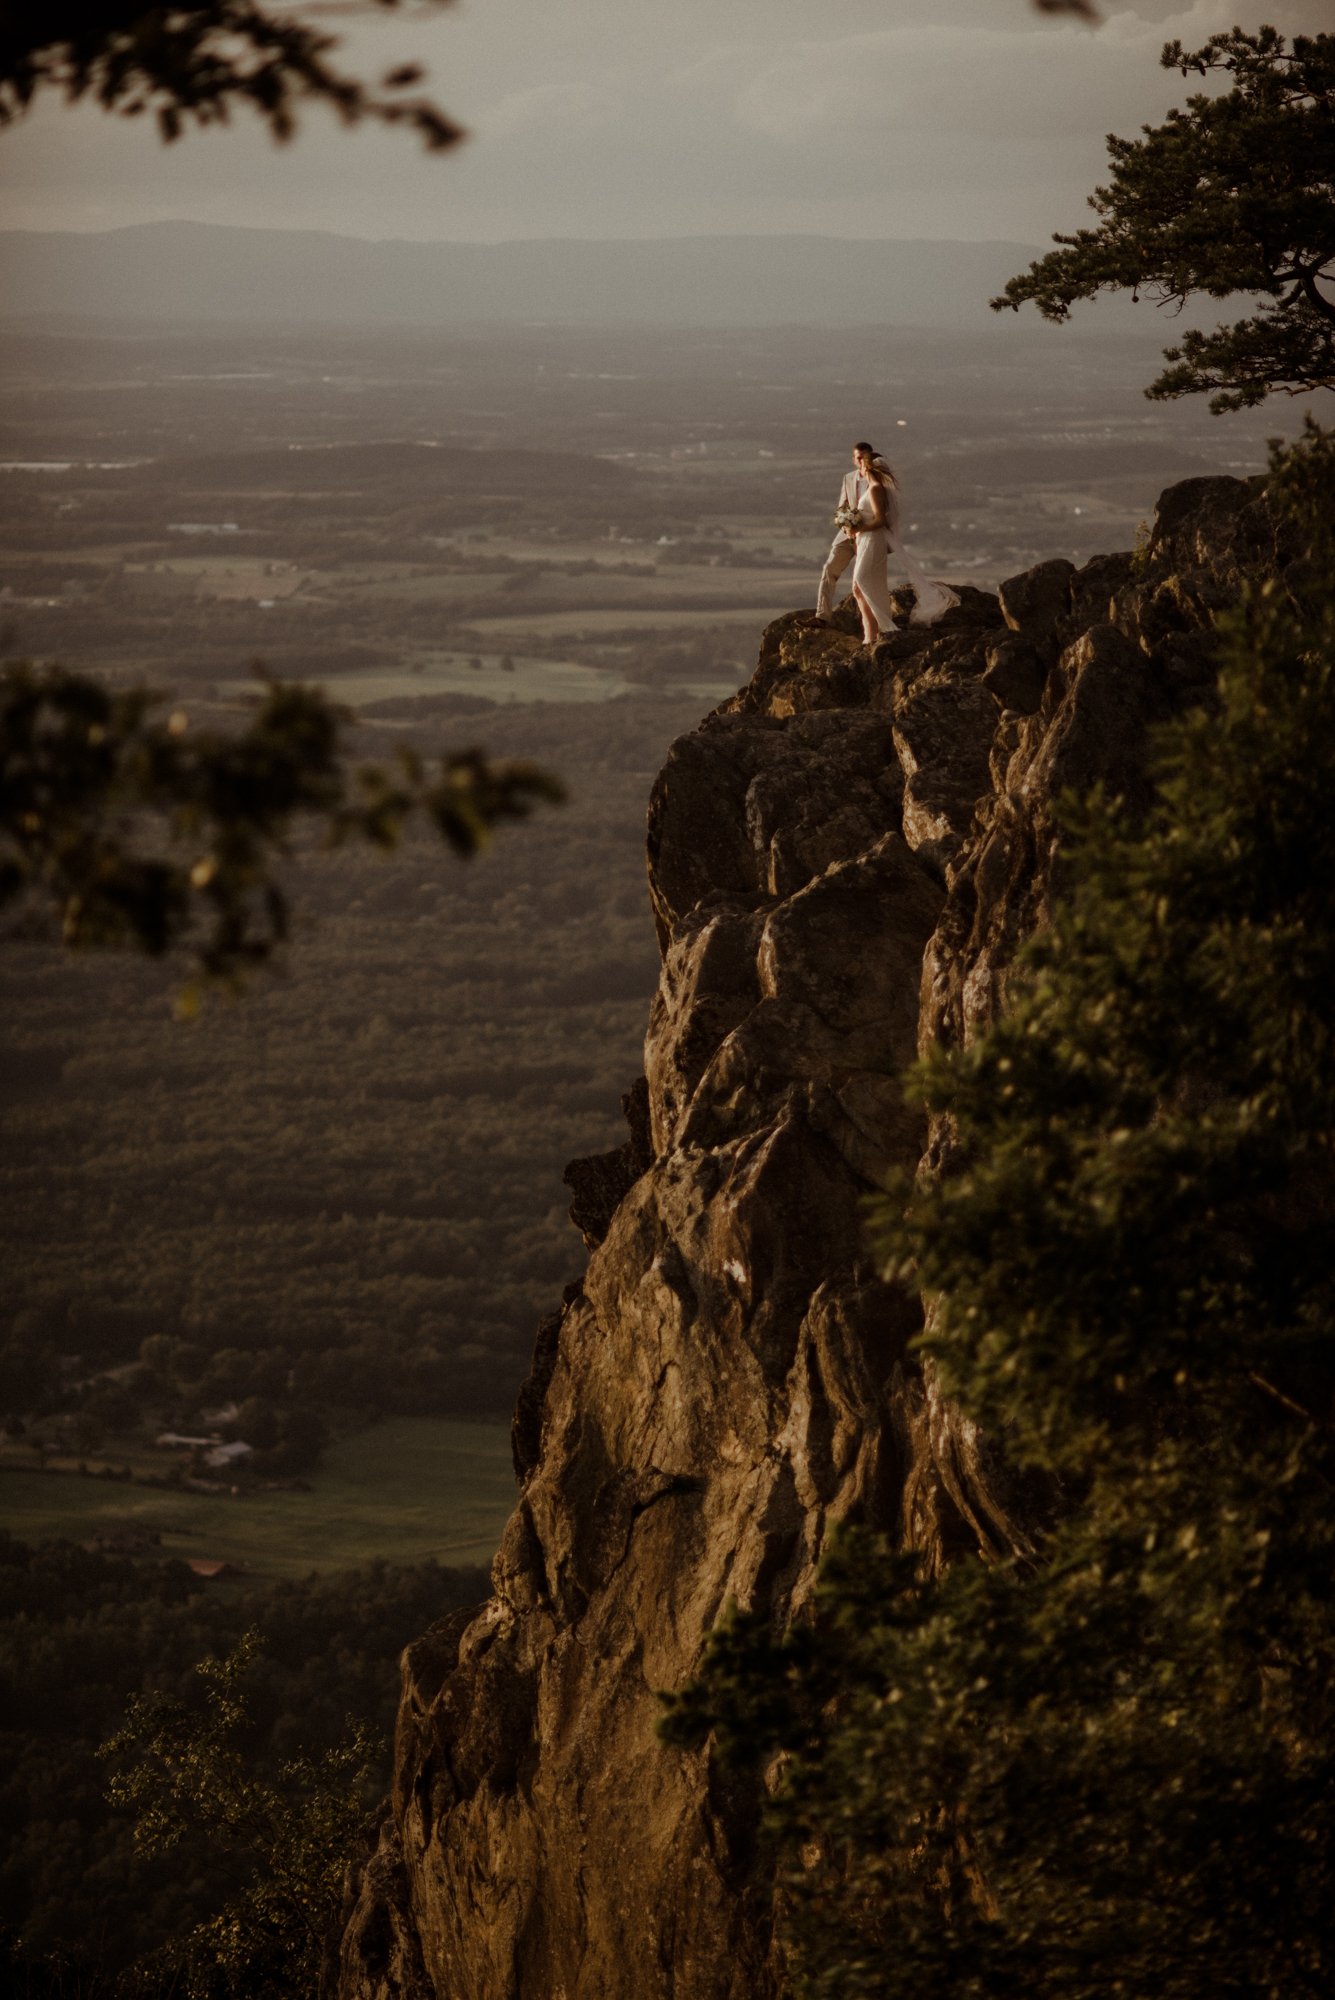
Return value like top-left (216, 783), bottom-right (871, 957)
top-left (332, 474), bottom-right (1277, 2000)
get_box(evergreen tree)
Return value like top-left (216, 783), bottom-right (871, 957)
top-left (663, 424), bottom-right (1335, 1998)
top-left (993, 28), bottom-right (1335, 410)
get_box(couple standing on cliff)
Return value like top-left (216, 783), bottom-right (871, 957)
top-left (816, 441), bottom-right (957, 645)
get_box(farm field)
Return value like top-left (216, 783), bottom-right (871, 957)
top-left (0, 315), bottom-right (1315, 1567)
top-left (0, 1417), bottom-right (516, 1575)
top-left (225, 650), bottom-right (635, 705)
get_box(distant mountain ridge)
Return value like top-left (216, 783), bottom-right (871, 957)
top-left (0, 222), bottom-right (1055, 329)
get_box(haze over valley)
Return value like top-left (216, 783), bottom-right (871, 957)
top-left (0, 295), bottom-right (1310, 1545)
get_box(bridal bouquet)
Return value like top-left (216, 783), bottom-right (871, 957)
top-left (833, 502), bottom-right (861, 531)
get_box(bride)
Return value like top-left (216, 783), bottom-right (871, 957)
top-left (847, 441), bottom-right (957, 646)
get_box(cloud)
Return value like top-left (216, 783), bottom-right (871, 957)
top-left (729, 1), bottom-right (1248, 153)
top-left (485, 79), bottom-right (620, 137)
top-left (1, 0), bottom-right (1327, 244)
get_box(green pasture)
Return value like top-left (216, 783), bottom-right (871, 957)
top-left (466, 602), bottom-right (791, 640)
top-left (123, 554), bottom-right (261, 575)
top-left (541, 566), bottom-right (810, 609)
top-left (333, 570), bottom-right (509, 603)
top-left (226, 648), bottom-right (629, 707)
top-left (0, 1417), bottom-right (516, 1578)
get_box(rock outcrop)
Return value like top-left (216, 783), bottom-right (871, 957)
top-left (332, 474), bottom-right (1278, 2000)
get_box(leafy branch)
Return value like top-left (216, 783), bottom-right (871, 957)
top-left (102, 1629), bottom-right (381, 1998)
top-left (0, 662), bottom-right (564, 1006)
top-left (0, 1), bottom-right (464, 149)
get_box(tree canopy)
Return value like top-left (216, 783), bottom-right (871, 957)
top-left (0, 0), bottom-right (461, 147)
top-left (993, 27), bottom-right (1335, 411)
top-left (101, 1629), bottom-right (380, 1999)
top-left (663, 423), bottom-right (1335, 1998)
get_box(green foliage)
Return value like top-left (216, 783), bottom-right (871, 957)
top-left (102, 1630), bottom-right (376, 1999)
top-left (0, 1534), bottom-right (488, 1994)
top-left (993, 28), bottom-right (1335, 410)
top-left (0, 664), bottom-right (563, 1003)
top-left (665, 429), bottom-right (1335, 1998)
top-left (885, 425), bottom-right (1335, 1475)
top-left (0, 2), bottom-right (461, 149)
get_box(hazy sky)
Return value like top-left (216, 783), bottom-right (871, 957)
top-left (0, 0), bottom-right (1325, 243)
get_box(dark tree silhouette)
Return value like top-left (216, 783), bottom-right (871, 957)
top-left (0, 665), bottom-right (562, 1001)
top-left (0, 0), bottom-right (462, 148)
top-left (993, 28), bottom-right (1335, 411)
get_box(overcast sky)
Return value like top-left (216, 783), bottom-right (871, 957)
top-left (0, 0), bottom-right (1324, 244)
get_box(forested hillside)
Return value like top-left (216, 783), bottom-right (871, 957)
top-left (1, 694), bottom-right (700, 1434)
top-left (0, 1535), bottom-right (489, 1995)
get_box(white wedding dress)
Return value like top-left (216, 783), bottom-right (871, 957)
top-left (852, 475), bottom-right (958, 636)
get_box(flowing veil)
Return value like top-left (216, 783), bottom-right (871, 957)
top-left (872, 455), bottom-right (959, 626)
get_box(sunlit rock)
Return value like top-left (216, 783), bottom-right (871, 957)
top-left (333, 475), bottom-right (1282, 2000)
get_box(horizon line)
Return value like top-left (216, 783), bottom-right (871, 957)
top-left (0, 219), bottom-right (1046, 250)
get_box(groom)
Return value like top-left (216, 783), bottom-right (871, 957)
top-left (815, 444), bottom-right (867, 621)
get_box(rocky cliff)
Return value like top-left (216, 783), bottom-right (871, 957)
top-left (332, 474), bottom-right (1278, 2000)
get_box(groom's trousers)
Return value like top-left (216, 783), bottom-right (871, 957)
top-left (817, 531), bottom-right (855, 618)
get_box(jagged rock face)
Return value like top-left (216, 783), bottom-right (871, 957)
top-left (333, 475), bottom-right (1276, 2000)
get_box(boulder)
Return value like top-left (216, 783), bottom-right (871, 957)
top-left (1149, 474), bottom-right (1259, 572)
top-left (982, 633), bottom-right (1046, 715)
top-left (892, 672), bottom-right (1001, 855)
top-left (998, 556), bottom-right (1074, 634)
top-left (1020, 621), bottom-right (1170, 825)
top-left (646, 706), bottom-right (905, 941)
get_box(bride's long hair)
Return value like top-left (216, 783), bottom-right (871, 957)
top-left (854, 441), bottom-right (899, 489)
